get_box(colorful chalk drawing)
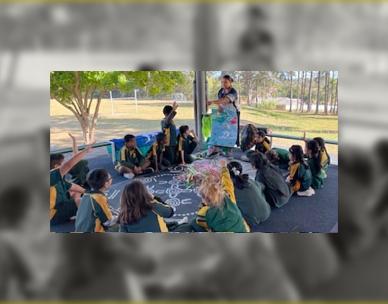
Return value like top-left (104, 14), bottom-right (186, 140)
top-left (208, 107), bottom-right (238, 147)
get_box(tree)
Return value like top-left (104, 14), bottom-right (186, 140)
top-left (295, 71), bottom-right (300, 112)
top-left (289, 71), bottom-right (293, 112)
top-left (307, 71), bottom-right (313, 112)
top-left (324, 71), bottom-right (329, 115)
top-left (50, 71), bottom-right (185, 144)
top-left (300, 71), bottom-right (306, 112)
top-left (315, 71), bottom-right (321, 114)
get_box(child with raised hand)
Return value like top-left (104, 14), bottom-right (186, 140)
top-left (314, 137), bottom-right (331, 173)
top-left (146, 132), bottom-right (170, 172)
top-left (119, 180), bottom-right (174, 233)
top-left (67, 133), bottom-right (90, 187)
top-left (116, 134), bottom-right (153, 179)
top-left (255, 130), bottom-right (272, 154)
top-left (75, 169), bottom-right (117, 232)
top-left (177, 125), bottom-right (198, 165)
top-left (287, 145), bottom-right (315, 197)
top-left (193, 159), bottom-right (250, 233)
top-left (161, 101), bottom-right (179, 165)
top-left (249, 151), bottom-right (292, 208)
top-left (227, 161), bottom-right (271, 227)
top-left (50, 143), bottom-right (93, 225)
top-left (306, 140), bottom-right (327, 189)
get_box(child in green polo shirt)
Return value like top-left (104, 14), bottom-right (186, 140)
top-left (75, 169), bottom-right (117, 233)
top-left (146, 132), bottom-right (171, 172)
top-left (306, 140), bottom-right (327, 189)
top-left (161, 101), bottom-right (179, 165)
top-left (177, 125), bottom-right (198, 165)
top-left (265, 148), bottom-right (290, 170)
top-left (313, 137), bottom-right (331, 173)
top-left (50, 145), bottom-right (92, 225)
top-left (192, 160), bottom-right (250, 233)
top-left (227, 161), bottom-right (271, 227)
top-left (116, 134), bottom-right (153, 178)
top-left (67, 133), bottom-right (90, 187)
top-left (287, 145), bottom-right (314, 197)
top-left (255, 130), bottom-right (272, 154)
top-left (119, 180), bottom-right (174, 233)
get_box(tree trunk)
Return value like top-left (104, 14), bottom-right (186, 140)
top-left (307, 71), bottom-right (313, 112)
top-left (315, 71), bottom-right (321, 114)
top-left (335, 77), bottom-right (338, 114)
top-left (298, 71), bottom-right (304, 112)
top-left (296, 71), bottom-right (301, 111)
top-left (289, 71), bottom-right (293, 112)
top-left (255, 79), bottom-right (259, 107)
top-left (300, 71), bottom-right (306, 112)
top-left (324, 71), bottom-right (329, 115)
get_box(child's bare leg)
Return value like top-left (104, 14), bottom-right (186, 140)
top-left (141, 159), bottom-right (151, 171)
top-left (119, 166), bottom-right (134, 175)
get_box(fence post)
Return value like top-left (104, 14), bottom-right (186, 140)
top-left (110, 90), bottom-right (113, 115)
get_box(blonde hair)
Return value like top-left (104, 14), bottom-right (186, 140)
top-left (199, 172), bottom-right (224, 208)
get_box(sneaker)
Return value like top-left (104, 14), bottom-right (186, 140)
top-left (114, 164), bottom-right (121, 172)
top-left (177, 216), bottom-right (189, 225)
top-left (123, 173), bottom-right (135, 179)
top-left (297, 187), bottom-right (315, 197)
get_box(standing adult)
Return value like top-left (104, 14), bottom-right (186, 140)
top-left (207, 74), bottom-right (240, 149)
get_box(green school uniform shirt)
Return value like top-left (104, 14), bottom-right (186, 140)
top-left (255, 137), bottom-right (271, 154)
top-left (177, 135), bottom-right (197, 155)
top-left (234, 179), bottom-right (271, 227)
top-left (195, 168), bottom-right (250, 233)
top-left (255, 165), bottom-right (291, 208)
top-left (289, 162), bottom-right (313, 192)
top-left (75, 191), bottom-right (113, 233)
top-left (147, 142), bottom-right (165, 160)
top-left (50, 168), bottom-right (73, 221)
top-left (308, 157), bottom-right (326, 189)
top-left (272, 147), bottom-right (290, 168)
top-left (119, 146), bottom-right (145, 168)
top-left (161, 111), bottom-right (177, 147)
top-left (119, 199), bottom-right (174, 233)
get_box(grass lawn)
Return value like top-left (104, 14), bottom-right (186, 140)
top-left (50, 99), bottom-right (338, 157)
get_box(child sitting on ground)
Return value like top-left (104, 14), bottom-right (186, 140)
top-left (119, 180), bottom-right (175, 233)
top-left (161, 101), bottom-right (179, 165)
top-left (306, 140), bottom-right (327, 189)
top-left (249, 152), bottom-right (292, 208)
top-left (116, 134), bottom-right (153, 179)
top-left (227, 161), bottom-right (271, 227)
top-left (177, 125), bottom-right (198, 165)
top-left (68, 133), bottom-right (90, 187)
top-left (265, 148), bottom-right (290, 170)
top-left (255, 130), bottom-right (272, 154)
top-left (287, 145), bottom-right (315, 196)
top-left (50, 145), bottom-right (92, 225)
top-left (146, 132), bottom-right (171, 172)
top-left (314, 137), bottom-right (331, 173)
top-left (75, 169), bottom-right (117, 232)
top-left (192, 160), bottom-right (250, 233)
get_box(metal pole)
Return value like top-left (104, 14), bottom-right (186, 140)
top-left (194, 71), bottom-right (207, 144)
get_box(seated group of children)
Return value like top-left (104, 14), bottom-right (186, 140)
top-left (246, 127), bottom-right (331, 200)
top-left (49, 103), bottom-right (331, 233)
top-left (115, 102), bottom-right (198, 178)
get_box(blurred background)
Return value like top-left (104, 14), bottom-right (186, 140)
top-left (1, 2), bottom-right (388, 301)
